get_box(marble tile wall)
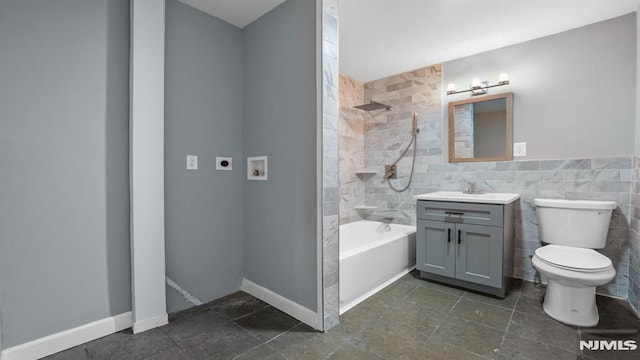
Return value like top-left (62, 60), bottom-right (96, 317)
top-left (417, 157), bottom-right (632, 297)
top-left (321, 0), bottom-right (339, 331)
top-left (629, 157), bottom-right (640, 313)
top-left (338, 74), bottom-right (365, 225)
top-left (362, 65), bottom-right (443, 225)
top-left (335, 65), bottom-right (632, 299)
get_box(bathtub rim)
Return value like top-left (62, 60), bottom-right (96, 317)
top-left (339, 220), bottom-right (416, 260)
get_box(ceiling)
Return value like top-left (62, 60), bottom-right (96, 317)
top-left (341, 0), bottom-right (640, 82)
top-left (179, 0), bottom-right (286, 28)
top-left (180, 0), bottom-right (640, 82)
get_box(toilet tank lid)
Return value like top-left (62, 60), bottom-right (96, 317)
top-left (534, 198), bottom-right (616, 210)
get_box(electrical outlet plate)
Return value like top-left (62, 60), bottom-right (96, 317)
top-left (513, 142), bottom-right (527, 157)
top-left (186, 155), bottom-right (198, 170)
top-left (216, 156), bottom-right (232, 170)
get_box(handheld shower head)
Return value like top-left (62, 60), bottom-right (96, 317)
top-left (411, 112), bottom-right (419, 134)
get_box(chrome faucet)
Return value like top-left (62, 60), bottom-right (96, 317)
top-left (462, 181), bottom-right (482, 194)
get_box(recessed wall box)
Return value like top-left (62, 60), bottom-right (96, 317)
top-left (247, 156), bottom-right (268, 180)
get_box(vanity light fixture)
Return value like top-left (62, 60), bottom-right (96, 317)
top-left (446, 73), bottom-right (510, 96)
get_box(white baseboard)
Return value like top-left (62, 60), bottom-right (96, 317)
top-left (241, 278), bottom-right (319, 330)
top-left (0, 312), bottom-right (132, 360)
top-left (132, 314), bottom-right (168, 334)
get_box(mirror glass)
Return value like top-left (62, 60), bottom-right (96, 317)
top-left (448, 92), bottom-right (513, 163)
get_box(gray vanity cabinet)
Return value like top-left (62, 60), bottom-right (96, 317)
top-left (416, 200), bottom-right (514, 297)
top-left (420, 220), bottom-right (456, 278)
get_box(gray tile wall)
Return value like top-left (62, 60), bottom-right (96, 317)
top-left (338, 74), bottom-right (365, 225)
top-left (337, 65), bottom-right (633, 299)
top-left (321, 0), bottom-right (339, 331)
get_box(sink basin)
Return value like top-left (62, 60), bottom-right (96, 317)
top-left (414, 191), bottom-right (520, 204)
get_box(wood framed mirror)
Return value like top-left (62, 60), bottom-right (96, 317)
top-left (448, 92), bottom-right (513, 163)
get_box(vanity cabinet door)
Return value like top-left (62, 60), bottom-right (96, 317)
top-left (455, 223), bottom-right (503, 288)
top-left (417, 219), bottom-right (456, 278)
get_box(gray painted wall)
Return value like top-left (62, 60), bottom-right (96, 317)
top-left (637, 10), bottom-right (640, 157)
top-left (129, 0), bottom-right (167, 330)
top-left (631, 10), bottom-right (640, 315)
top-left (164, 0), bottom-right (244, 313)
top-left (243, 0), bottom-right (319, 310)
top-left (444, 13), bottom-right (636, 160)
top-left (0, 283), bottom-right (3, 351)
top-left (0, 0), bottom-right (131, 348)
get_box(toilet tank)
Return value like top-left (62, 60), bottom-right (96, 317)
top-left (534, 198), bottom-right (616, 249)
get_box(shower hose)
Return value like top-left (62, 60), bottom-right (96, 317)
top-left (387, 112), bottom-right (419, 192)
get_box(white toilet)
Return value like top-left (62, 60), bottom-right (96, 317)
top-left (531, 198), bottom-right (617, 327)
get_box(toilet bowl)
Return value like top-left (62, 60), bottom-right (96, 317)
top-left (532, 245), bottom-right (615, 326)
top-left (531, 198), bottom-right (617, 327)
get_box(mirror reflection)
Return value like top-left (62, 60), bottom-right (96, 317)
top-left (448, 92), bottom-right (513, 163)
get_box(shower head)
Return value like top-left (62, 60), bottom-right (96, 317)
top-left (353, 101), bottom-right (392, 111)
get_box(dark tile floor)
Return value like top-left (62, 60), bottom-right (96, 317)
top-left (45, 271), bottom-right (640, 360)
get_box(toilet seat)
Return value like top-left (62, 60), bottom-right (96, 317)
top-left (534, 245), bottom-right (612, 273)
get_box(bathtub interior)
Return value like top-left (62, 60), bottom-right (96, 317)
top-left (339, 220), bottom-right (416, 254)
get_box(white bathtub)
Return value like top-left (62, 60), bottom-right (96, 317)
top-left (339, 220), bottom-right (416, 314)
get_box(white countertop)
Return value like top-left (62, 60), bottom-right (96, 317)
top-left (414, 191), bottom-right (520, 204)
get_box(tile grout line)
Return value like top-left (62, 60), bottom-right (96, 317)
top-left (230, 314), bottom-right (307, 360)
top-left (426, 290), bottom-right (467, 339)
top-left (321, 342), bottom-right (381, 360)
top-left (158, 322), bottom-right (194, 358)
top-left (325, 281), bottom-right (424, 360)
top-left (160, 303), bottom-right (273, 358)
top-left (439, 341), bottom-right (495, 360)
top-left (421, 290), bottom-right (499, 359)
top-left (262, 321), bottom-right (305, 345)
top-left (229, 303), bottom-right (272, 322)
top-left (499, 290), bottom-right (522, 347)
top-left (345, 336), bottom-right (394, 360)
top-left (262, 340), bottom-right (295, 360)
top-left (502, 318), bottom-right (582, 357)
top-left (442, 291), bottom-right (513, 333)
top-left (259, 321), bottom-right (319, 360)
top-left (502, 292), bottom-right (584, 357)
